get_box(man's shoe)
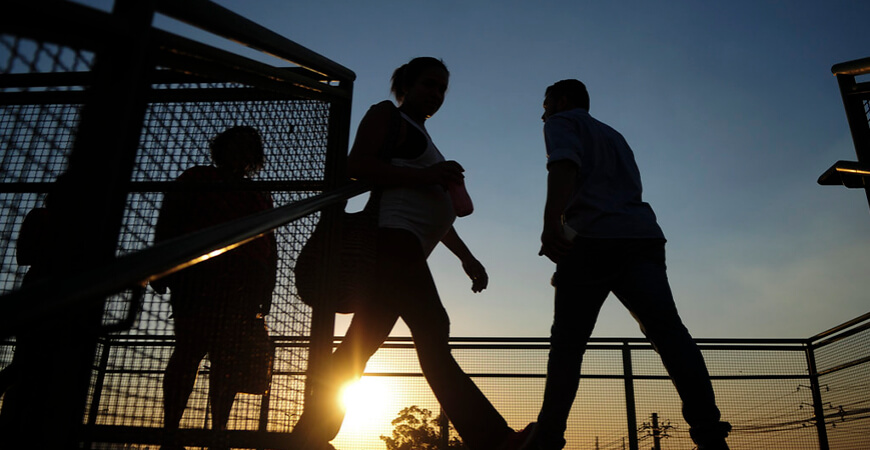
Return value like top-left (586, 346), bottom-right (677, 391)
top-left (691, 421), bottom-right (731, 450)
top-left (697, 442), bottom-right (729, 450)
top-left (499, 423), bottom-right (538, 450)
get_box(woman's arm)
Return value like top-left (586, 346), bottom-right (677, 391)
top-left (441, 226), bottom-right (488, 293)
top-left (347, 103), bottom-right (464, 188)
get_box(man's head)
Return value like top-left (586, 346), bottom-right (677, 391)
top-left (543, 79), bottom-right (589, 121)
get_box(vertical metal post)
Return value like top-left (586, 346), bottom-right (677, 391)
top-left (0, 1), bottom-right (156, 447)
top-left (805, 342), bottom-right (830, 450)
top-left (82, 337), bottom-right (112, 450)
top-left (623, 342), bottom-right (639, 450)
top-left (304, 86), bottom-right (353, 407)
top-left (258, 390), bottom-right (271, 433)
top-left (86, 338), bottom-right (113, 425)
top-left (439, 406), bottom-right (449, 450)
top-left (257, 359), bottom-right (273, 450)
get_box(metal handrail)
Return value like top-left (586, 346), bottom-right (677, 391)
top-left (0, 181), bottom-right (370, 335)
top-left (151, 27), bottom-right (352, 101)
top-left (831, 56), bottom-right (870, 77)
top-left (3, 1), bottom-right (354, 97)
top-left (155, 0), bottom-right (355, 83)
top-left (808, 310), bottom-right (870, 347)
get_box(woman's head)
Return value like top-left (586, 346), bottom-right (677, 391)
top-left (391, 57), bottom-right (449, 119)
top-left (210, 126), bottom-right (264, 177)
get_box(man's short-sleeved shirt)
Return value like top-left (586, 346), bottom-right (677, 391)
top-left (544, 108), bottom-right (665, 239)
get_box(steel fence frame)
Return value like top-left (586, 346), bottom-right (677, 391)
top-left (2, 2), bottom-right (869, 449)
top-left (817, 57), bottom-right (870, 207)
top-left (1, 0), bottom-right (354, 447)
top-left (808, 312), bottom-right (870, 450)
top-left (46, 314), bottom-right (870, 450)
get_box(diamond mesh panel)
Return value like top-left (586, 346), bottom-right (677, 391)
top-left (91, 87), bottom-right (329, 433)
top-left (816, 325), bottom-right (870, 450)
top-left (308, 342), bottom-right (829, 450)
top-left (1, 33), bottom-right (329, 439)
top-left (0, 35), bottom-right (91, 294)
top-left (4, 21), bottom-right (870, 450)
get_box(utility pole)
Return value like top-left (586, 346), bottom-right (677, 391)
top-left (640, 412), bottom-right (672, 450)
top-left (651, 413), bottom-right (661, 450)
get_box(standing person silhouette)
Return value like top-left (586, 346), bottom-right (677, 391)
top-left (292, 57), bottom-right (530, 450)
top-left (154, 126), bottom-right (277, 448)
top-left (0, 189), bottom-right (56, 410)
top-left (525, 80), bottom-right (731, 450)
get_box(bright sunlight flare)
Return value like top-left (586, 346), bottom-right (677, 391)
top-left (338, 377), bottom-right (393, 434)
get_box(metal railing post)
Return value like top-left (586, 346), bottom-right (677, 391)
top-left (83, 337), bottom-right (113, 450)
top-left (86, 337), bottom-right (113, 426)
top-left (439, 406), bottom-right (449, 450)
top-left (303, 76), bottom-right (353, 409)
top-left (805, 342), bottom-right (831, 450)
top-left (623, 342), bottom-right (639, 450)
top-left (0, 1), bottom-right (157, 446)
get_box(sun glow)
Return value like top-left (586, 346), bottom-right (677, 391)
top-left (338, 377), bottom-right (393, 434)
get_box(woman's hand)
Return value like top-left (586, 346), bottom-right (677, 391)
top-left (422, 160), bottom-right (465, 187)
top-left (440, 226), bottom-right (487, 292)
top-left (462, 257), bottom-right (489, 293)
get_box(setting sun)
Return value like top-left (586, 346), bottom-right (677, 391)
top-left (339, 377), bottom-right (393, 433)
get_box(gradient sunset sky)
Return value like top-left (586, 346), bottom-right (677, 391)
top-left (84, 0), bottom-right (870, 339)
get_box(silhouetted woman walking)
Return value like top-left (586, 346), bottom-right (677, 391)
top-left (294, 57), bottom-right (527, 450)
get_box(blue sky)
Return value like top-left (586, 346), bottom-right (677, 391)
top-left (85, 0), bottom-right (870, 339)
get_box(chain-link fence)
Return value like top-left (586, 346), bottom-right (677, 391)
top-left (89, 89), bottom-right (332, 433)
top-left (61, 323), bottom-right (870, 450)
top-left (0, 34), bottom-right (93, 293)
top-left (811, 314), bottom-right (870, 450)
top-left (2, 2), bottom-right (869, 449)
top-left (329, 337), bottom-right (827, 450)
top-left (1, 1), bottom-right (353, 447)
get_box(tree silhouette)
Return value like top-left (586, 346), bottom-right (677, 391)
top-left (380, 406), bottom-right (465, 450)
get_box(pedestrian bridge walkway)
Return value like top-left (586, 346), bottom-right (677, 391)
top-left (1, 1), bottom-right (869, 448)
top-left (27, 324), bottom-right (870, 450)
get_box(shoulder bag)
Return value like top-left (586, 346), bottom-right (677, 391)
top-left (294, 102), bottom-right (401, 313)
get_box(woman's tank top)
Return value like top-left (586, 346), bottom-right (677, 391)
top-left (378, 112), bottom-right (456, 255)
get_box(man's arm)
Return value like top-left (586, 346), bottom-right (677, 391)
top-left (540, 160), bottom-right (577, 263)
top-left (441, 226), bottom-right (488, 293)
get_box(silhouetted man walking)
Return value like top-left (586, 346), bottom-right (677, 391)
top-left (528, 79), bottom-right (731, 450)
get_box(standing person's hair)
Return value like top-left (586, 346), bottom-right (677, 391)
top-left (545, 79), bottom-right (590, 111)
top-left (210, 126), bottom-right (265, 176)
top-left (391, 57), bottom-right (449, 102)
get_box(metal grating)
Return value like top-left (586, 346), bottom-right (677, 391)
top-left (815, 324), bottom-right (870, 450)
top-left (0, 35), bottom-right (92, 295)
top-left (1, 18), bottom-right (341, 446)
top-left (321, 340), bottom-right (835, 450)
top-left (89, 88), bottom-right (331, 433)
top-left (3, 5), bottom-right (869, 449)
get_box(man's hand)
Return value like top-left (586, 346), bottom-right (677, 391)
top-left (462, 257), bottom-right (489, 293)
top-left (540, 225), bottom-right (573, 264)
top-left (540, 160), bottom-right (578, 264)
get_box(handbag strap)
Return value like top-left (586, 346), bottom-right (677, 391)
top-left (364, 101), bottom-right (403, 213)
top-left (375, 100), bottom-right (403, 161)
